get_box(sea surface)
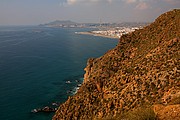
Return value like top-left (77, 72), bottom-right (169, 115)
top-left (0, 26), bottom-right (118, 120)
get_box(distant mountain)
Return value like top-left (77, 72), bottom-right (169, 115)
top-left (40, 20), bottom-right (149, 28)
top-left (40, 20), bottom-right (77, 27)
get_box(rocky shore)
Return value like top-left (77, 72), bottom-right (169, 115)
top-left (53, 9), bottom-right (180, 120)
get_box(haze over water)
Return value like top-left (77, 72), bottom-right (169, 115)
top-left (0, 26), bottom-right (118, 120)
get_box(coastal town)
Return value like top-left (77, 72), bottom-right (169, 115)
top-left (40, 20), bottom-right (148, 38)
top-left (76, 26), bottom-right (141, 38)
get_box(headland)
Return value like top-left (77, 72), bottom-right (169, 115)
top-left (53, 9), bottom-right (180, 120)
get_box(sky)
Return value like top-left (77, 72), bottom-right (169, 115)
top-left (0, 0), bottom-right (179, 25)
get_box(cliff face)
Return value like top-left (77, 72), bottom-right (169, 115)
top-left (53, 9), bottom-right (180, 120)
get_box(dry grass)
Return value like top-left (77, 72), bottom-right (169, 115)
top-left (169, 96), bottom-right (180, 105)
top-left (113, 107), bottom-right (156, 120)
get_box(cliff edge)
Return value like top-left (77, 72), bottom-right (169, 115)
top-left (53, 9), bottom-right (180, 120)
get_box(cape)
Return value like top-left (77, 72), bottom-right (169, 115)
top-left (53, 9), bottom-right (180, 120)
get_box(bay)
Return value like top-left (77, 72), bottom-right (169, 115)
top-left (0, 26), bottom-right (118, 120)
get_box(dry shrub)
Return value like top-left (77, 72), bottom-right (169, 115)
top-left (121, 107), bottom-right (156, 120)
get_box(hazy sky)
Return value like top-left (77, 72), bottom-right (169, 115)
top-left (0, 0), bottom-right (179, 25)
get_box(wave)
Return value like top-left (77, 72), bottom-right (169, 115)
top-left (11, 40), bottom-right (27, 46)
top-left (0, 39), bottom-right (28, 48)
top-left (13, 55), bottom-right (46, 60)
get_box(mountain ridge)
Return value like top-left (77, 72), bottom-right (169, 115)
top-left (53, 9), bottom-right (180, 120)
top-left (40, 20), bottom-right (77, 27)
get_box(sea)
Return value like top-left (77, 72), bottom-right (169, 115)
top-left (0, 26), bottom-right (118, 120)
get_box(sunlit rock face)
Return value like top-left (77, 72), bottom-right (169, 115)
top-left (53, 9), bottom-right (180, 120)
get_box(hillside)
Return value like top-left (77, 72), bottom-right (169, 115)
top-left (53, 9), bottom-right (180, 120)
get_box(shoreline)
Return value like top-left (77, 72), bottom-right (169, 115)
top-left (76, 31), bottom-right (119, 39)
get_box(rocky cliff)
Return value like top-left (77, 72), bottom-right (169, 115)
top-left (53, 9), bottom-right (180, 120)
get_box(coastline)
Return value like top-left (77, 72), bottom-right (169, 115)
top-left (53, 10), bottom-right (180, 120)
top-left (76, 31), bottom-right (119, 39)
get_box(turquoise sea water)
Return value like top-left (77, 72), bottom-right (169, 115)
top-left (0, 26), bottom-right (118, 120)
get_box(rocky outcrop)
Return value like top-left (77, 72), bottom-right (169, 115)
top-left (53, 9), bottom-right (180, 120)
